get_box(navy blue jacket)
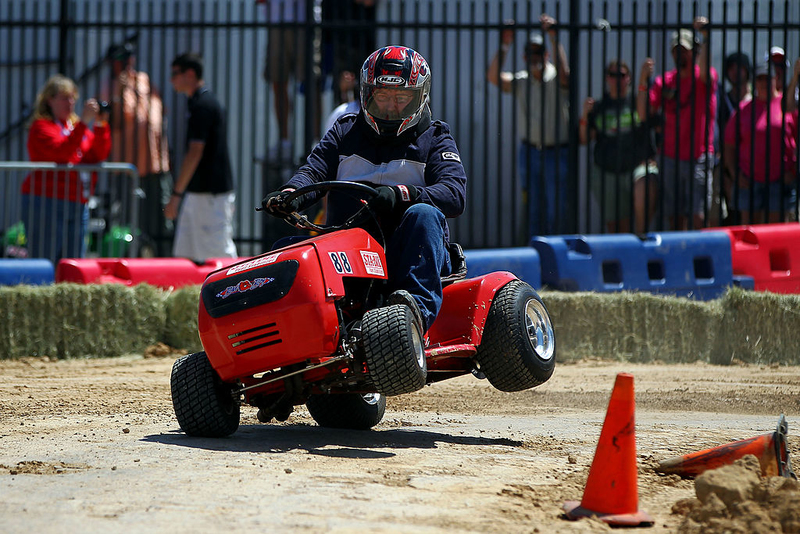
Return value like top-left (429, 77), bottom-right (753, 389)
top-left (285, 113), bottom-right (467, 241)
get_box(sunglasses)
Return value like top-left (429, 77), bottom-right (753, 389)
top-left (606, 71), bottom-right (629, 78)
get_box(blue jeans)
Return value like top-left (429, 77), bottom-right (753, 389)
top-left (21, 194), bottom-right (88, 264)
top-left (385, 204), bottom-right (451, 332)
top-left (736, 180), bottom-right (798, 214)
top-left (519, 143), bottom-right (569, 238)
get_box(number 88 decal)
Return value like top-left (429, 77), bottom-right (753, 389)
top-left (328, 252), bottom-right (353, 274)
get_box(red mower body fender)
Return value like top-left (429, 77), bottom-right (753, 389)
top-left (427, 271), bottom-right (519, 346)
top-left (197, 228), bottom-right (387, 381)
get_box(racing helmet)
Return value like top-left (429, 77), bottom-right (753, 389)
top-left (360, 46), bottom-right (431, 137)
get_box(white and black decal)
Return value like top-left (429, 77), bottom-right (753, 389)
top-left (329, 252), bottom-right (353, 274)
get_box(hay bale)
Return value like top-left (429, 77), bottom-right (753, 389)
top-left (541, 290), bottom-right (722, 363)
top-left (163, 285), bottom-right (202, 353)
top-left (0, 283), bottom-right (166, 359)
top-left (711, 287), bottom-right (800, 365)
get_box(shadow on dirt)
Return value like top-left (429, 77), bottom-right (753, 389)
top-left (142, 424), bottom-right (523, 458)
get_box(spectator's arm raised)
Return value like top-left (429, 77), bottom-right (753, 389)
top-left (785, 58), bottom-right (800, 113)
top-left (487, 24), bottom-right (514, 93)
top-left (694, 17), bottom-right (711, 84)
top-left (542, 14), bottom-right (569, 88)
top-left (637, 58), bottom-right (655, 121)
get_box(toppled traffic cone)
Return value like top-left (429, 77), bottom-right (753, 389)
top-left (656, 414), bottom-right (796, 479)
top-left (563, 373), bottom-right (654, 526)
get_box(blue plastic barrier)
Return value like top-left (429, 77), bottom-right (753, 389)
top-left (530, 232), bottom-right (738, 300)
top-left (0, 259), bottom-right (55, 286)
top-left (465, 247), bottom-right (542, 289)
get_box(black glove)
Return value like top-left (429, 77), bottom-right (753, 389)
top-left (367, 185), bottom-right (419, 216)
top-left (262, 189), bottom-right (301, 217)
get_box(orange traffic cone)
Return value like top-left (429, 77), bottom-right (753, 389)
top-left (656, 414), bottom-right (796, 479)
top-left (563, 373), bottom-right (653, 526)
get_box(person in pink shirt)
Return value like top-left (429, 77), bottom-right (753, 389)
top-left (637, 17), bottom-right (718, 230)
top-left (724, 63), bottom-right (798, 224)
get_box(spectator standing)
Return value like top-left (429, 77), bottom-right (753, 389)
top-left (766, 47), bottom-right (799, 114)
top-left (166, 53), bottom-right (237, 261)
top-left (22, 74), bottom-right (111, 263)
top-left (724, 63), bottom-right (798, 224)
top-left (638, 17), bottom-right (718, 230)
top-left (784, 57), bottom-right (800, 113)
top-left (322, 0), bottom-right (377, 107)
top-left (487, 14), bottom-right (570, 238)
top-left (260, 0), bottom-right (323, 163)
top-left (579, 60), bottom-right (658, 234)
top-left (101, 42), bottom-right (173, 256)
top-left (718, 52), bottom-right (752, 134)
top-left (716, 52), bottom-right (752, 224)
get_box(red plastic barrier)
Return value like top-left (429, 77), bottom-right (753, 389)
top-left (706, 223), bottom-right (800, 294)
top-left (56, 257), bottom-right (243, 289)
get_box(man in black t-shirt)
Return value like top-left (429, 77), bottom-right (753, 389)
top-left (166, 52), bottom-right (237, 261)
top-left (579, 60), bottom-right (658, 233)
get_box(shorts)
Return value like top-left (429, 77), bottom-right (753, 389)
top-left (660, 154), bottom-right (714, 217)
top-left (173, 191), bottom-right (238, 262)
top-left (590, 162), bottom-right (658, 223)
top-left (735, 179), bottom-right (798, 214)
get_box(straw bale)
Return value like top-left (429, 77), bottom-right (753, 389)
top-left (163, 285), bottom-right (202, 353)
top-left (2, 282), bottom-right (799, 364)
top-left (710, 287), bottom-right (800, 365)
top-left (0, 283), bottom-right (166, 359)
top-left (540, 290), bottom-right (722, 363)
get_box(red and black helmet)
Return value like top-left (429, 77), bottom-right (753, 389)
top-left (360, 46), bottom-right (431, 137)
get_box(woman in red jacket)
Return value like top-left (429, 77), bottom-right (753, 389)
top-left (23, 74), bottom-right (111, 263)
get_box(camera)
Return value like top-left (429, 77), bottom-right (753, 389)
top-left (98, 100), bottom-right (111, 113)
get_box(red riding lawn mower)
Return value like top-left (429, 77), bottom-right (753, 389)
top-left (170, 182), bottom-right (556, 437)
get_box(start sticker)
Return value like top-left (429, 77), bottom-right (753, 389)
top-left (226, 253), bottom-right (281, 275)
top-left (360, 251), bottom-right (385, 276)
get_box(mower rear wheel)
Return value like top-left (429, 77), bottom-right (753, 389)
top-left (306, 392), bottom-right (386, 429)
top-left (362, 304), bottom-right (427, 396)
top-left (171, 351), bottom-right (240, 437)
top-left (476, 280), bottom-right (556, 392)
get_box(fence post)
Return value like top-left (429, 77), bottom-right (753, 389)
top-left (58, 0), bottom-right (70, 76)
top-left (567, 0), bottom-right (581, 233)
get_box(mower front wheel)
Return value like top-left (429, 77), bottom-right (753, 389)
top-left (306, 392), bottom-right (386, 429)
top-left (362, 304), bottom-right (427, 396)
top-left (171, 351), bottom-right (240, 437)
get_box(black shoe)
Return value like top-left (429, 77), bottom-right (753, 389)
top-left (387, 290), bottom-right (426, 333)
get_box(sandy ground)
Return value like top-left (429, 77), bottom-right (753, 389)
top-left (0, 354), bottom-right (798, 533)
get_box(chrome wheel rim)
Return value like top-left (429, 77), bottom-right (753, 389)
top-left (524, 298), bottom-right (555, 362)
top-left (410, 322), bottom-right (425, 369)
top-left (361, 393), bottom-right (382, 406)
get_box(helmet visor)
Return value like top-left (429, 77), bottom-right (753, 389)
top-left (363, 86), bottom-right (424, 122)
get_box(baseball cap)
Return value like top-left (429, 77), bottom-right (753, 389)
top-left (526, 32), bottom-right (545, 54)
top-left (766, 46), bottom-right (790, 67)
top-left (670, 28), bottom-right (697, 50)
top-left (106, 42), bottom-right (134, 62)
top-left (528, 32), bottom-right (545, 47)
top-left (754, 63), bottom-right (770, 78)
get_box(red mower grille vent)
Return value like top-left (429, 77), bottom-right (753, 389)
top-left (228, 322), bottom-right (282, 355)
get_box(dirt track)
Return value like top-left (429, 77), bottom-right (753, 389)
top-left (0, 355), bottom-right (798, 533)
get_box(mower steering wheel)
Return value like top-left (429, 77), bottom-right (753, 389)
top-left (275, 181), bottom-right (380, 234)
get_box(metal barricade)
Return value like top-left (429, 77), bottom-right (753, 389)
top-left (0, 162), bottom-right (141, 261)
